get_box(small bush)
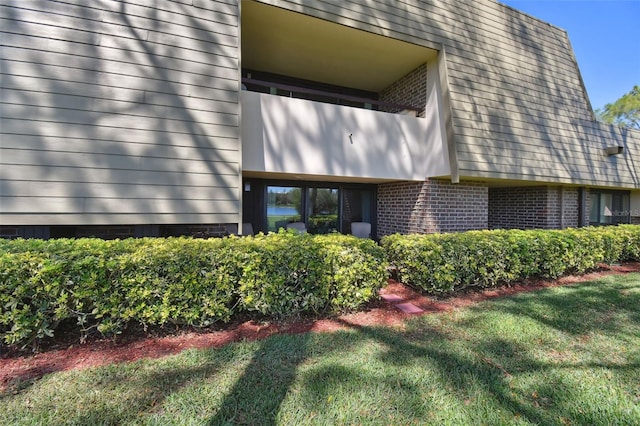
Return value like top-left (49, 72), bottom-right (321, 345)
top-left (0, 232), bottom-right (387, 348)
top-left (382, 225), bottom-right (640, 294)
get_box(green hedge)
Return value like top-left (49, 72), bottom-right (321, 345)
top-left (0, 232), bottom-right (387, 348)
top-left (3, 225), bottom-right (639, 348)
top-left (381, 225), bottom-right (640, 295)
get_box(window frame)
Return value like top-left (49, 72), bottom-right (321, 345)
top-left (589, 189), bottom-right (630, 226)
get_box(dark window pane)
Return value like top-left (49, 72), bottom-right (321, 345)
top-left (267, 186), bottom-right (302, 231)
top-left (307, 188), bottom-right (338, 234)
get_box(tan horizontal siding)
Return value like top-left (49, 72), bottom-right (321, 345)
top-left (1, 77), bottom-right (238, 115)
top-left (0, 0), bottom-right (241, 225)
top-left (0, 134), bottom-right (238, 156)
top-left (0, 181), bottom-right (239, 199)
top-left (0, 197), bottom-right (239, 215)
top-left (3, 48), bottom-right (237, 93)
top-left (0, 147), bottom-right (239, 174)
top-left (1, 32), bottom-right (237, 69)
top-left (0, 165), bottom-right (239, 186)
top-left (2, 60), bottom-right (238, 102)
top-left (458, 144), bottom-right (613, 169)
top-left (0, 106), bottom-right (238, 138)
top-left (1, 91), bottom-right (238, 128)
top-left (0, 129), bottom-right (238, 152)
top-left (2, 45), bottom-right (237, 81)
top-left (449, 86), bottom-right (590, 124)
top-left (0, 213), bottom-right (240, 226)
top-left (458, 160), bottom-right (637, 188)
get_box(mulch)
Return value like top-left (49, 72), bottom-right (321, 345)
top-left (1, 262), bottom-right (639, 392)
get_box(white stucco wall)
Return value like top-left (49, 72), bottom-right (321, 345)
top-left (241, 91), bottom-right (450, 181)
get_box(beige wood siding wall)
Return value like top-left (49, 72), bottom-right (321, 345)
top-left (0, 0), bottom-right (241, 225)
top-left (253, 0), bottom-right (639, 189)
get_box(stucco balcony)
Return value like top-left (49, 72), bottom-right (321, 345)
top-left (241, 89), bottom-right (450, 182)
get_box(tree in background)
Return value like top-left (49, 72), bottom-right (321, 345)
top-left (596, 85), bottom-right (640, 129)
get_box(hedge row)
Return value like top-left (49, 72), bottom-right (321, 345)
top-left (381, 225), bottom-right (640, 294)
top-left (0, 232), bottom-right (387, 348)
top-left (2, 225), bottom-right (639, 348)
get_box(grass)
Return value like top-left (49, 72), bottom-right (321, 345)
top-left (2, 273), bottom-right (640, 425)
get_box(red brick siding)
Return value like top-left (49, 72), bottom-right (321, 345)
top-left (560, 187), bottom-right (580, 228)
top-left (379, 64), bottom-right (427, 117)
top-left (489, 186), bottom-right (581, 230)
top-left (377, 180), bottom-right (488, 236)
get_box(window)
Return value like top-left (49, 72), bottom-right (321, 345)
top-left (253, 181), bottom-right (375, 236)
top-left (266, 186), bottom-right (302, 232)
top-left (341, 188), bottom-right (373, 234)
top-left (307, 188), bottom-right (339, 234)
top-left (589, 190), bottom-right (630, 225)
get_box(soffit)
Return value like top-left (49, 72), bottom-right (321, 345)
top-left (242, 1), bottom-right (437, 92)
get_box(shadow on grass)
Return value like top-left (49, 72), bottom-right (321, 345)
top-left (3, 276), bottom-right (639, 425)
top-left (291, 275), bottom-right (640, 424)
top-left (486, 276), bottom-right (640, 336)
top-left (206, 334), bottom-right (311, 425)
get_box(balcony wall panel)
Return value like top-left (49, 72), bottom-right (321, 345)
top-left (241, 91), bottom-right (449, 181)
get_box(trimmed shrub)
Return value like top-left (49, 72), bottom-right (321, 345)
top-left (382, 225), bottom-right (640, 295)
top-left (236, 231), bottom-right (387, 316)
top-left (318, 233), bottom-right (387, 311)
top-left (236, 232), bottom-right (331, 316)
top-left (0, 232), bottom-right (387, 348)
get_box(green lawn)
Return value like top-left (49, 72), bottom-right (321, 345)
top-left (3, 273), bottom-right (640, 425)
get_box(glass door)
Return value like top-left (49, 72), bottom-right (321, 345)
top-left (341, 188), bottom-right (373, 234)
top-left (307, 188), bottom-right (338, 234)
top-left (266, 186), bottom-right (302, 232)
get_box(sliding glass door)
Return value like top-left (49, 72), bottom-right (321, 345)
top-left (589, 190), bottom-right (630, 225)
top-left (250, 180), bottom-right (375, 236)
top-left (307, 188), bottom-right (339, 234)
top-left (341, 188), bottom-right (373, 234)
top-left (266, 186), bottom-right (302, 232)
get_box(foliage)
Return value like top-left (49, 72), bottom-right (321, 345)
top-left (0, 232), bottom-right (387, 348)
top-left (382, 225), bottom-right (640, 294)
top-left (237, 232), bottom-right (386, 316)
top-left (307, 214), bottom-right (338, 233)
top-left (596, 85), bottom-right (640, 129)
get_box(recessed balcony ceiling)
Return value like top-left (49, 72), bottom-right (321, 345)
top-left (241, 0), bottom-right (438, 92)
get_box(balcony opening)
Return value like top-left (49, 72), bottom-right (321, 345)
top-left (242, 68), bottom-right (423, 115)
top-left (241, 0), bottom-right (436, 116)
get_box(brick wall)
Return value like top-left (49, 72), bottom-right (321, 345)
top-left (74, 225), bottom-right (137, 239)
top-left (159, 223), bottom-right (233, 238)
top-left (377, 179), bottom-right (488, 236)
top-left (379, 63), bottom-right (427, 117)
top-left (582, 189), bottom-right (591, 227)
top-left (489, 186), bottom-right (582, 230)
top-left (560, 187), bottom-right (580, 228)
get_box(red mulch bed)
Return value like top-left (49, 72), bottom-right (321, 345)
top-left (1, 262), bottom-right (639, 392)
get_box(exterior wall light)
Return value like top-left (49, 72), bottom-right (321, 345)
top-left (605, 146), bottom-right (624, 156)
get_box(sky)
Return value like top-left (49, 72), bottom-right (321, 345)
top-left (500, 0), bottom-right (640, 110)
